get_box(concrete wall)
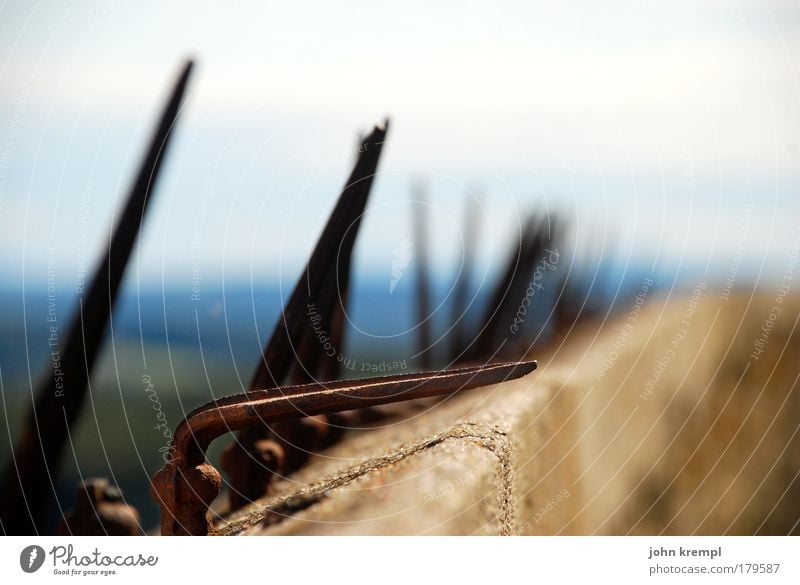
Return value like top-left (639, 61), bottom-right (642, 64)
top-left (219, 291), bottom-right (800, 535)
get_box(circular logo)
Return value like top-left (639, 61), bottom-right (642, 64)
top-left (19, 545), bottom-right (45, 573)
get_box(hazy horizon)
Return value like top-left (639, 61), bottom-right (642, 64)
top-left (1, 0), bottom-right (799, 293)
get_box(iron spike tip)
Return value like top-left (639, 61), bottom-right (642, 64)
top-left (519, 359), bottom-right (538, 374)
top-left (491, 359), bottom-right (537, 380)
top-left (175, 59), bottom-right (194, 89)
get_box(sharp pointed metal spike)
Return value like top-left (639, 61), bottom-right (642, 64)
top-left (250, 122), bottom-right (388, 391)
top-left (498, 215), bottom-right (563, 357)
top-left (413, 182), bottom-right (432, 370)
top-left (226, 122), bottom-right (388, 507)
top-left (450, 193), bottom-right (482, 362)
top-left (291, 150), bottom-right (370, 384)
top-left (0, 60), bottom-right (193, 535)
top-left (466, 214), bottom-right (535, 362)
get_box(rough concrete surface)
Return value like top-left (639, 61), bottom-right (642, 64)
top-left (217, 291), bottom-right (800, 535)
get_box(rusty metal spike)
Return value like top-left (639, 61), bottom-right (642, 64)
top-left (555, 252), bottom-right (590, 338)
top-left (289, 179), bottom-right (362, 385)
top-left (497, 216), bottom-right (561, 358)
top-left (282, 272), bottom-right (353, 461)
top-left (250, 121), bottom-right (389, 390)
top-left (152, 359), bottom-right (536, 535)
top-left (466, 214), bottom-right (538, 362)
top-left (219, 431), bottom-right (284, 511)
top-left (0, 60), bottom-right (193, 535)
top-left (467, 213), bottom-right (564, 363)
top-left (555, 222), bottom-right (602, 338)
top-left (310, 134), bottom-right (375, 383)
top-left (450, 193), bottom-right (482, 362)
top-left (57, 478), bottom-right (141, 536)
top-left (319, 289), bottom-right (347, 381)
top-left (222, 122), bottom-right (389, 508)
top-left (413, 183), bottom-right (433, 370)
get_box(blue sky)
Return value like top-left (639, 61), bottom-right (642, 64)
top-left (1, 0), bottom-right (799, 293)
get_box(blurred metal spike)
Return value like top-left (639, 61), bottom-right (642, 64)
top-left (0, 60), bottom-right (193, 535)
top-left (289, 281), bottom-right (347, 384)
top-left (288, 131), bottom-right (373, 385)
top-left (467, 212), bottom-right (566, 362)
top-left (279, 160), bottom-right (371, 469)
top-left (493, 218), bottom-right (545, 356)
top-left (554, 224), bottom-right (597, 337)
top-left (290, 180), bottom-right (363, 384)
top-left (413, 182), bottom-right (433, 370)
top-left (450, 193), bottom-right (482, 362)
top-left (467, 214), bottom-right (537, 362)
top-left (319, 292), bottom-right (347, 381)
top-left (277, 124), bottom-right (387, 464)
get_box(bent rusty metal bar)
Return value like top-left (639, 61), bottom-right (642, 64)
top-left (152, 360), bottom-right (536, 535)
top-left (0, 60), bottom-right (193, 535)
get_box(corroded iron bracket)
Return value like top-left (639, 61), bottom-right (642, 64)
top-left (151, 360), bottom-right (536, 535)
